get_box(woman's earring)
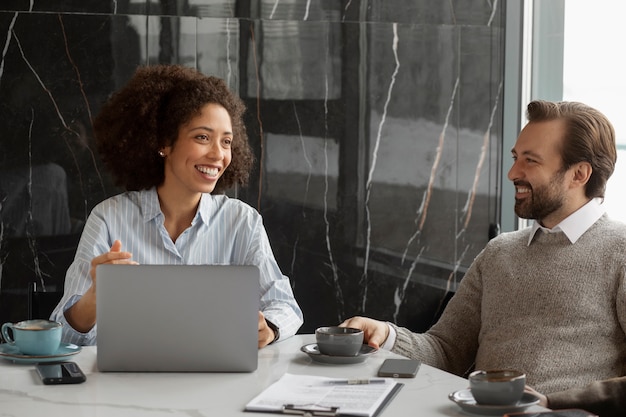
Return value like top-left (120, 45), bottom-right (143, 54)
top-left (158, 150), bottom-right (166, 157)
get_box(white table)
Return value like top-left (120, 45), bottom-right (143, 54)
top-left (0, 334), bottom-right (548, 416)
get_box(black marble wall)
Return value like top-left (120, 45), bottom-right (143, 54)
top-left (0, 0), bottom-right (504, 334)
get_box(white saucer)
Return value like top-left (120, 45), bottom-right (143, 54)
top-left (300, 343), bottom-right (377, 364)
top-left (448, 389), bottom-right (540, 416)
top-left (0, 343), bottom-right (82, 364)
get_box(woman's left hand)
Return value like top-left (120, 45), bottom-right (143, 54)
top-left (258, 311), bottom-right (276, 349)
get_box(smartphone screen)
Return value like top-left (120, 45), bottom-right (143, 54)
top-left (377, 358), bottom-right (421, 378)
top-left (36, 361), bottom-right (86, 385)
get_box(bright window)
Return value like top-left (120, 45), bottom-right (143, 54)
top-left (563, 0), bottom-right (626, 222)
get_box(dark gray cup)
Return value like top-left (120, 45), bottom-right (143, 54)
top-left (315, 326), bottom-right (364, 356)
top-left (468, 369), bottom-right (526, 405)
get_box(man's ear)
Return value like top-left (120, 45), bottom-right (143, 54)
top-left (570, 161), bottom-right (592, 188)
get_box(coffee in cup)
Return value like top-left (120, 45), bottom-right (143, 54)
top-left (1, 319), bottom-right (62, 356)
top-left (468, 369), bottom-right (526, 406)
top-left (315, 326), bottom-right (364, 356)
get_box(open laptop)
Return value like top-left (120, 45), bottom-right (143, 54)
top-left (96, 264), bottom-right (260, 372)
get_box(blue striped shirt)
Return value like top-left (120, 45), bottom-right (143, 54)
top-left (51, 188), bottom-right (303, 345)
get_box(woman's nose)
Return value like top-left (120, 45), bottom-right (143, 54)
top-left (207, 142), bottom-right (224, 159)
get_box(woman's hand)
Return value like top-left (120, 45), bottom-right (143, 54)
top-left (65, 240), bottom-right (137, 333)
top-left (258, 311), bottom-right (276, 349)
top-left (89, 239), bottom-right (137, 283)
top-left (340, 316), bottom-right (390, 349)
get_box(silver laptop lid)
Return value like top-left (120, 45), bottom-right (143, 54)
top-left (96, 264), bottom-right (259, 372)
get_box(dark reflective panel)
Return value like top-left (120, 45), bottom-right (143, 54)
top-left (0, 1), bottom-right (504, 335)
top-left (0, 1), bottom-right (503, 24)
top-left (0, 0), bottom-right (144, 14)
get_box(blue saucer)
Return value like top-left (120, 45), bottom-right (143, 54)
top-left (0, 343), bottom-right (81, 363)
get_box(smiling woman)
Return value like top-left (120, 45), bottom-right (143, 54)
top-left (49, 65), bottom-right (304, 349)
top-left (93, 65), bottom-right (253, 193)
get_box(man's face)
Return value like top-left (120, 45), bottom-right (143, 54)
top-left (507, 119), bottom-right (571, 226)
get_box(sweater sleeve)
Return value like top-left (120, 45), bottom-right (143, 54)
top-left (546, 377), bottom-right (626, 417)
top-left (389, 247), bottom-right (485, 376)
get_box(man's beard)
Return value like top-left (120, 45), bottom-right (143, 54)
top-left (514, 170), bottom-right (567, 221)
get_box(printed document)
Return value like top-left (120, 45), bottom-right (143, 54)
top-left (245, 373), bottom-right (402, 417)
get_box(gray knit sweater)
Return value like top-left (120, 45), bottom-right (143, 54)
top-left (391, 214), bottom-right (626, 394)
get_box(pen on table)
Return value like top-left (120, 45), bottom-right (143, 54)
top-left (327, 379), bottom-right (386, 385)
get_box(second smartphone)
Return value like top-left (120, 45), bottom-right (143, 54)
top-left (377, 358), bottom-right (421, 378)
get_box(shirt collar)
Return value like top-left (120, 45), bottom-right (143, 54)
top-left (527, 198), bottom-right (605, 245)
top-left (141, 187), bottom-right (162, 222)
top-left (197, 193), bottom-right (213, 225)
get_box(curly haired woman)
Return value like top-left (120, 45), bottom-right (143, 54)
top-left (51, 65), bottom-right (303, 348)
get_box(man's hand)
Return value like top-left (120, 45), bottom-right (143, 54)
top-left (340, 316), bottom-right (390, 349)
top-left (258, 311), bottom-right (276, 349)
top-left (524, 385), bottom-right (547, 407)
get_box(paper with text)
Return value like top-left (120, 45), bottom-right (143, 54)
top-left (245, 373), bottom-right (402, 416)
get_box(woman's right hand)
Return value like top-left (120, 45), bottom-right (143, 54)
top-left (89, 239), bottom-right (138, 283)
top-left (66, 240), bottom-right (137, 332)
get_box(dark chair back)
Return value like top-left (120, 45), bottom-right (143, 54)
top-left (28, 281), bottom-right (64, 320)
top-left (0, 234), bottom-right (79, 339)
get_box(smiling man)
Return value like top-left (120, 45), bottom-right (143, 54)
top-left (342, 100), bottom-right (626, 397)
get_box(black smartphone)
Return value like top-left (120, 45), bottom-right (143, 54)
top-left (35, 361), bottom-right (86, 385)
top-left (377, 358), bottom-right (421, 378)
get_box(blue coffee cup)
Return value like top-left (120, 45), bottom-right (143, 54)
top-left (1, 319), bottom-right (62, 356)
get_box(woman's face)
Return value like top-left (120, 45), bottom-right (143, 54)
top-left (161, 103), bottom-right (233, 197)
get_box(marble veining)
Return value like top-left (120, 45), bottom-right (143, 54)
top-left (0, 1), bottom-right (504, 334)
top-left (362, 22), bottom-right (400, 312)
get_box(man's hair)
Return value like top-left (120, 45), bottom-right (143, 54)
top-left (526, 100), bottom-right (616, 199)
top-left (93, 65), bottom-right (254, 192)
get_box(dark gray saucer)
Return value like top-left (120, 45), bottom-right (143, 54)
top-left (300, 343), bottom-right (377, 364)
top-left (448, 388), bottom-right (540, 416)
